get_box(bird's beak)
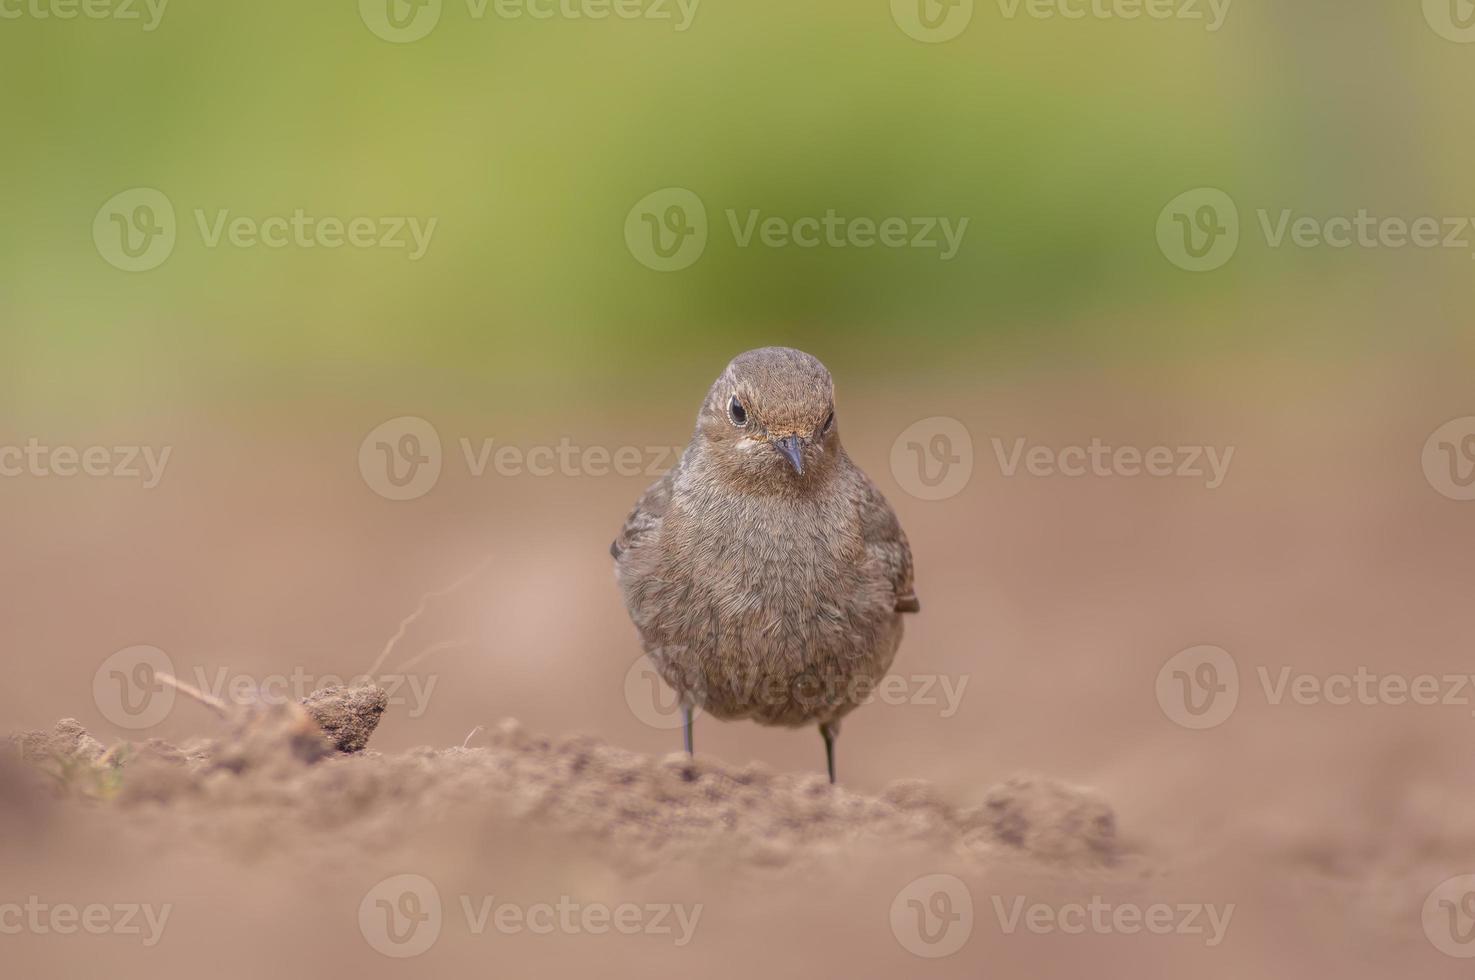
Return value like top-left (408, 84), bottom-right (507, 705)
top-left (772, 434), bottom-right (805, 475)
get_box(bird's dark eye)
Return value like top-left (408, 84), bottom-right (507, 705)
top-left (821, 410), bottom-right (834, 434)
top-left (728, 395), bottom-right (748, 427)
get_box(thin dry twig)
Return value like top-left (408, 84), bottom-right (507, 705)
top-left (156, 672), bottom-right (230, 717)
top-left (394, 637), bottom-right (472, 675)
top-left (364, 557), bottom-right (493, 679)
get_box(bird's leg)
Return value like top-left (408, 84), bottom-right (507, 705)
top-left (819, 720), bottom-right (838, 784)
top-left (682, 705), bottom-right (694, 756)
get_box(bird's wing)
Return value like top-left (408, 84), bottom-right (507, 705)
top-left (610, 466), bottom-right (676, 561)
top-left (855, 471), bottom-right (920, 613)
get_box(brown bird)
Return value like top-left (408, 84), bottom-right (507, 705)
top-left (612, 347), bottom-right (919, 783)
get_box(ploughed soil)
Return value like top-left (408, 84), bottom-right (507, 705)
top-left (5, 360), bottom-right (1474, 977)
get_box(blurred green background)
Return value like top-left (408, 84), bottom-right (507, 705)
top-left (2, 0), bottom-right (1473, 420)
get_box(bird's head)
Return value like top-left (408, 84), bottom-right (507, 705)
top-left (694, 347), bottom-right (840, 491)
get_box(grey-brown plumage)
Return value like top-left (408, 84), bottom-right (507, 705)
top-left (612, 347), bottom-right (918, 782)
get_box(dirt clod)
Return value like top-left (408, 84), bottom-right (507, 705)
top-left (979, 774), bottom-right (1119, 864)
top-left (12, 717), bottom-right (107, 768)
top-left (300, 685), bottom-right (388, 753)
